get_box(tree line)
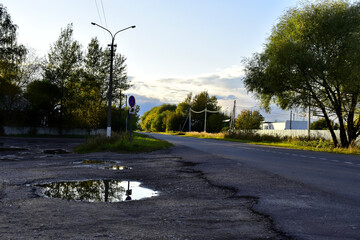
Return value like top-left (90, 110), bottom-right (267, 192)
top-left (141, 91), bottom-right (264, 133)
top-left (141, 91), bottom-right (225, 133)
top-left (0, 4), bottom-right (138, 133)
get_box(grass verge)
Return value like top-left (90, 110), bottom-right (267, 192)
top-left (160, 131), bottom-right (360, 155)
top-left (74, 132), bottom-right (173, 154)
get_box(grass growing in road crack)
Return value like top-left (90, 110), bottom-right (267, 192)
top-left (74, 132), bottom-right (173, 154)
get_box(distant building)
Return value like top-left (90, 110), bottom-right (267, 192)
top-left (261, 120), bottom-right (308, 130)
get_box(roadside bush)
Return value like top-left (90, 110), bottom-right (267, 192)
top-left (291, 138), bottom-right (334, 149)
top-left (224, 130), bottom-right (285, 142)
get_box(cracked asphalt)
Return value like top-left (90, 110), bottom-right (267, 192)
top-left (0, 137), bottom-right (287, 240)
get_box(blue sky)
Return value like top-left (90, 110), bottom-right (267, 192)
top-left (2, 0), bottom-right (308, 121)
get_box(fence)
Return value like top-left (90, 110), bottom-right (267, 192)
top-left (255, 129), bottom-right (340, 141)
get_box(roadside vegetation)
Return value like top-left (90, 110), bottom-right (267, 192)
top-left (74, 132), bottom-right (172, 154)
top-left (0, 4), bottom-right (139, 132)
top-left (164, 131), bottom-right (360, 155)
top-left (141, 91), bottom-right (229, 133)
top-left (243, 0), bottom-right (360, 148)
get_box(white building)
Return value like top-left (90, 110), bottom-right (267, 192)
top-left (261, 120), bottom-right (308, 130)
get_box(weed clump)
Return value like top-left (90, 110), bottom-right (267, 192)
top-left (224, 130), bottom-right (285, 142)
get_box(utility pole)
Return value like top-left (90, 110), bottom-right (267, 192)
top-left (204, 107), bottom-right (207, 132)
top-left (91, 22), bottom-right (135, 137)
top-left (125, 95), bottom-right (128, 132)
top-left (189, 110), bottom-right (191, 132)
top-left (231, 100), bottom-right (236, 130)
top-left (308, 96), bottom-right (311, 139)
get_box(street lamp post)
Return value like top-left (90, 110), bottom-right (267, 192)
top-left (91, 22), bottom-right (135, 137)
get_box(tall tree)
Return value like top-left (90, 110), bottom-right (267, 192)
top-left (18, 48), bottom-right (43, 89)
top-left (102, 48), bottom-right (131, 130)
top-left (243, 0), bottom-right (360, 147)
top-left (43, 24), bottom-right (82, 130)
top-left (111, 53), bottom-right (130, 107)
top-left (190, 91), bottom-right (220, 132)
top-left (76, 37), bottom-right (107, 129)
top-left (235, 110), bottom-right (264, 131)
top-left (0, 4), bottom-right (27, 113)
top-left (24, 80), bottom-right (61, 127)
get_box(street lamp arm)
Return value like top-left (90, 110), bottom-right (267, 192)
top-left (91, 22), bottom-right (135, 40)
top-left (114, 25), bottom-right (136, 38)
top-left (91, 22), bottom-right (114, 39)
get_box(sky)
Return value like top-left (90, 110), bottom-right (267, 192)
top-left (1, 0), bottom-right (309, 121)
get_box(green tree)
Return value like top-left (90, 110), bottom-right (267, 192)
top-left (311, 118), bottom-right (339, 130)
top-left (18, 48), bottom-right (43, 90)
top-left (140, 104), bottom-right (177, 132)
top-left (74, 38), bottom-right (107, 129)
top-left (166, 112), bottom-right (183, 132)
top-left (176, 93), bottom-right (192, 116)
top-left (243, 0), bottom-right (360, 147)
top-left (0, 4), bottom-right (27, 116)
top-left (151, 110), bottom-right (173, 132)
top-left (111, 53), bottom-right (130, 107)
top-left (24, 80), bottom-right (61, 127)
top-left (190, 91), bottom-right (220, 132)
top-left (43, 23), bottom-right (82, 130)
top-left (207, 114), bottom-right (224, 133)
top-left (235, 110), bottom-right (264, 131)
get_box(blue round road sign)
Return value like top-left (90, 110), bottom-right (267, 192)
top-left (129, 95), bottom-right (136, 108)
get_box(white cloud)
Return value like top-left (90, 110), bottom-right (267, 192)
top-left (126, 65), bottom-right (291, 121)
top-left (127, 65), bottom-right (256, 115)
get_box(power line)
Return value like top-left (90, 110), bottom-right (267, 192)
top-left (94, 0), bottom-right (109, 42)
top-left (100, 0), bottom-right (108, 29)
top-left (188, 108), bottom-right (222, 132)
top-left (94, 0), bottom-right (103, 26)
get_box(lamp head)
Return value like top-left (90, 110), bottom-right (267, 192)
top-left (131, 25), bottom-right (136, 28)
top-left (91, 22), bottom-right (96, 25)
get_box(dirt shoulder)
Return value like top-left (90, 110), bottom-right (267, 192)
top-left (0, 137), bottom-right (287, 239)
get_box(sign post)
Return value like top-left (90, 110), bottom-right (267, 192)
top-left (128, 96), bottom-right (136, 143)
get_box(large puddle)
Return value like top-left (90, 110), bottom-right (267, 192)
top-left (36, 180), bottom-right (158, 202)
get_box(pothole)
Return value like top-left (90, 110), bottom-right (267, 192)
top-left (34, 180), bottom-right (158, 202)
top-left (0, 147), bottom-right (28, 151)
top-left (43, 149), bottom-right (70, 154)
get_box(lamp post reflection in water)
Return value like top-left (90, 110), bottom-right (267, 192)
top-left (126, 181), bottom-right (132, 201)
top-left (104, 180), bottom-right (110, 202)
top-left (37, 180), bottom-right (156, 202)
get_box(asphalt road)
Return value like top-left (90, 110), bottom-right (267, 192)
top-left (147, 133), bottom-right (360, 240)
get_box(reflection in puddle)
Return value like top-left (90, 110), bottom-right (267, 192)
top-left (74, 160), bottom-right (130, 171)
top-left (82, 159), bottom-right (116, 164)
top-left (36, 180), bottom-right (158, 202)
top-left (106, 165), bottom-right (132, 170)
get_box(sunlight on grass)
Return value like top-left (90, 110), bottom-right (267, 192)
top-left (74, 132), bottom-right (173, 154)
